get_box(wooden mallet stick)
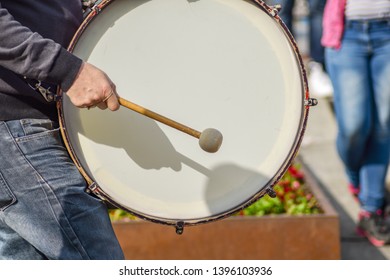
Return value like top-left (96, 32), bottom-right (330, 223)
top-left (118, 97), bottom-right (223, 153)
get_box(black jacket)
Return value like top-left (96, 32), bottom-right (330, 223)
top-left (0, 0), bottom-right (83, 120)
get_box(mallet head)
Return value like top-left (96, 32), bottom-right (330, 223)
top-left (198, 128), bottom-right (223, 153)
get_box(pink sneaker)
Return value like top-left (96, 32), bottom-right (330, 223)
top-left (356, 209), bottom-right (390, 247)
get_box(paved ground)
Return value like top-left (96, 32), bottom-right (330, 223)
top-left (298, 96), bottom-right (390, 260)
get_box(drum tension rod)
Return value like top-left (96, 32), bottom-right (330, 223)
top-left (270, 5), bottom-right (282, 17)
top-left (305, 98), bottom-right (319, 107)
top-left (266, 187), bottom-right (277, 198)
top-left (175, 221), bottom-right (185, 235)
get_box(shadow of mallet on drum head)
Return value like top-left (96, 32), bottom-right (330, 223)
top-left (118, 97), bottom-right (223, 153)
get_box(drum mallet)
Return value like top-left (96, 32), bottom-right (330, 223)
top-left (118, 97), bottom-right (223, 153)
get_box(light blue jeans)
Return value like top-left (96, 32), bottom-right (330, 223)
top-left (325, 19), bottom-right (390, 212)
top-left (0, 119), bottom-right (124, 259)
top-left (268, 0), bottom-right (326, 65)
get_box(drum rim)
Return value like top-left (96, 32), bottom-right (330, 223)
top-left (57, 0), bottom-right (311, 229)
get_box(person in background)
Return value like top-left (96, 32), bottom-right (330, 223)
top-left (269, 0), bottom-right (296, 32)
top-left (267, 0), bottom-right (333, 98)
top-left (306, 0), bottom-right (333, 98)
top-left (0, 0), bottom-right (124, 259)
top-left (322, 0), bottom-right (390, 246)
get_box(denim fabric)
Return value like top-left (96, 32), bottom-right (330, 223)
top-left (325, 19), bottom-right (390, 212)
top-left (0, 119), bottom-right (124, 259)
top-left (268, 0), bottom-right (326, 65)
top-left (269, 0), bottom-right (296, 32)
top-left (307, 0), bottom-right (326, 65)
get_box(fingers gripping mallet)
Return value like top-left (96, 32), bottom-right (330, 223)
top-left (118, 97), bottom-right (223, 153)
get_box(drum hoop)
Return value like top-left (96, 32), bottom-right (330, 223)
top-left (58, 0), bottom-right (311, 229)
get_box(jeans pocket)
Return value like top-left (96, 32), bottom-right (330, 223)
top-left (16, 119), bottom-right (59, 142)
top-left (0, 172), bottom-right (17, 211)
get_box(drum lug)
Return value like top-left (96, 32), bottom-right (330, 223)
top-left (270, 5), bottom-right (282, 17)
top-left (175, 221), bottom-right (185, 235)
top-left (82, 0), bottom-right (101, 16)
top-left (305, 98), bottom-right (318, 107)
top-left (87, 182), bottom-right (98, 193)
top-left (92, 5), bottom-right (102, 15)
top-left (266, 187), bottom-right (277, 198)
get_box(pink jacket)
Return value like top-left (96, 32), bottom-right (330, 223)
top-left (321, 0), bottom-right (346, 49)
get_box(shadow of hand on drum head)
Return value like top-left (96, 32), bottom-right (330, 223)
top-left (79, 107), bottom-right (182, 171)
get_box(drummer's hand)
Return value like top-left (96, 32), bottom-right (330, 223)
top-left (66, 62), bottom-right (120, 111)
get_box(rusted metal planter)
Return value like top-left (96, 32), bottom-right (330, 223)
top-left (112, 165), bottom-right (340, 260)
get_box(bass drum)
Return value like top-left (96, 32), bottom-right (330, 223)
top-left (59, 0), bottom-right (312, 232)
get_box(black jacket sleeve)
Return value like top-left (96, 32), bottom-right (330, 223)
top-left (0, 3), bottom-right (82, 91)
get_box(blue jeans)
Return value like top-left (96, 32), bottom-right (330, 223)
top-left (307, 0), bottom-right (326, 65)
top-left (0, 119), bottom-right (124, 259)
top-left (269, 0), bottom-right (295, 33)
top-left (325, 19), bottom-right (390, 212)
top-left (268, 0), bottom-right (326, 65)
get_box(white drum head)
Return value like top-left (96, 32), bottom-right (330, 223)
top-left (61, 0), bottom-right (308, 225)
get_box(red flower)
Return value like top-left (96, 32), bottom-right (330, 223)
top-left (292, 180), bottom-right (301, 190)
top-left (288, 165), bottom-right (305, 180)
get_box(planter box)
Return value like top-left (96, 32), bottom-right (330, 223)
top-left (112, 163), bottom-right (340, 260)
